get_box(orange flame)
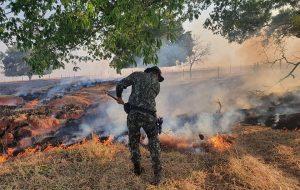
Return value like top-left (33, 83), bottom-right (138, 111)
top-left (209, 134), bottom-right (233, 151)
top-left (0, 155), bottom-right (8, 163)
top-left (102, 135), bottom-right (113, 145)
top-left (23, 99), bottom-right (39, 109)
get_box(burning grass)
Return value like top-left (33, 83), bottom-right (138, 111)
top-left (0, 125), bottom-right (299, 189)
top-left (23, 99), bottom-right (39, 109)
top-left (159, 133), bottom-right (235, 153)
top-left (208, 134), bottom-right (235, 152)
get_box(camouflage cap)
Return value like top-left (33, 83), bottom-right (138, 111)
top-left (144, 66), bottom-right (164, 82)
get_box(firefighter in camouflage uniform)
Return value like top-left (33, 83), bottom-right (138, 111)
top-left (115, 66), bottom-right (164, 185)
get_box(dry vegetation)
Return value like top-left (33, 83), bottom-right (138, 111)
top-left (0, 125), bottom-right (299, 190)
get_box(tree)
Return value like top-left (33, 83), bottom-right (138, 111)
top-left (262, 42), bottom-right (300, 82)
top-left (0, 1), bottom-right (201, 74)
top-left (200, 0), bottom-right (299, 79)
top-left (185, 39), bottom-right (210, 78)
top-left (155, 29), bottom-right (194, 67)
top-left (201, 0), bottom-right (299, 43)
top-left (0, 46), bottom-right (50, 80)
top-left (1, 1), bottom-right (298, 77)
top-left (124, 26), bottom-right (194, 67)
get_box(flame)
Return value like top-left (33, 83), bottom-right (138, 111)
top-left (208, 134), bottom-right (234, 151)
top-left (20, 147), bottom-right (38, 156)
top-left (23, 99), bottom-right (39, 109)
top-left (43, 145), bottom-right (55, 152)
top-left (102, 135), bottom-right (113, 145)
top-left (0, 155), bottom-right (8, 163)
top-left (0, 134), bottom-right (114, 163)
top-left (6, 148), bottom-right (15, 156)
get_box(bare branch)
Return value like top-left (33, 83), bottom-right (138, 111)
top-left (279, 62), bottom-right (300, 82)
top-left (186, 38), bottom-right (210, 66)
top-left (262, 39), bottom-right (299, 82)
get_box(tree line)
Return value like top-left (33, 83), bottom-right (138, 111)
top-left (0, 0), bottom-right (298, 78)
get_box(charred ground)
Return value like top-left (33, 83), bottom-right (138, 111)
top-left (0, 72), bottom-right (299, 189)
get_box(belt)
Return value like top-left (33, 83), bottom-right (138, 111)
top-left (124, 103), bottom-right (156, 117)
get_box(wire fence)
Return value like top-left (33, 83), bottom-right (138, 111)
top-left (0, 63), bottom-right (291, 83)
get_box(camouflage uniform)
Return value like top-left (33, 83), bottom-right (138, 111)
top-left (116, 71), bottom-right (162, 175)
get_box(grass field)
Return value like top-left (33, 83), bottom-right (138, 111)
top-left (0, 125), bottom-right (299, 190)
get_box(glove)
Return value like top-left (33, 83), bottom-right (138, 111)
top-left (124, 103), bottom-right (131, 114)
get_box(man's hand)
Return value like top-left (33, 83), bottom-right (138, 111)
top-left (116, 97), bottom-right (125, 105)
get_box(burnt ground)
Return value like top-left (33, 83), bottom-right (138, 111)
top-left (0, 80), bottom-right (116, 156)
top-left (0, 73), bottom-right (299, 189)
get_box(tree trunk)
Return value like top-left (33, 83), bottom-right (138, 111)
top-left (28, 75), bottom-right (32, 80)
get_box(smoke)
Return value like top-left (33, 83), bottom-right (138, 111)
top-left (72, 72), bottom-right (247, 143)
top-left (12, 77), bottom-right (119, 102)
top-left (72, 63), bottom-right (300, 144)
top-left (133, 37), bottom-right (193, 67)
top-left (156, 40), bottom-right (192, 67)
top-left (33, 25), bottom-right (300, 145)
top-left (42, 77), bottom-right (105, 101)
top-left (68, 92), bottom-right (128, 144)
top-left (156, 76), bottom-right (244, 137)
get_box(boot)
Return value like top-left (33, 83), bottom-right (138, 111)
top-left (151, 171), bottom-right (161, 185)
top-left (133, 163), bottom-right (144, 176)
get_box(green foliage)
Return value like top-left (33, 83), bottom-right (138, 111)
top-left (1, 0), bottom-right (298, 75)
top-left (201, 0), bottom-right (300, 43)
top-left (1, 46), bottom-right (32, 79)
top-left (0, 0), bottom-right (201, 74)
top-left (291, 13), bottom-right (300, 37)
top-left (1, 46), bottom-right (51, 79)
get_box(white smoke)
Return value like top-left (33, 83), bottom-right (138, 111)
top-left (68, 65), bottom-right (300, 142)
top-left (43, 77), bottom-right (105, 101)
top-left (156, 75), bottom-right (244, 137)
top-left (73, 70), bottom-right (246, 141)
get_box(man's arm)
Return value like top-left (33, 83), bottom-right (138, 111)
top-left (153, 83), bottom-right (160, 97)
top-left (115, 72), bottom-right (136, 103)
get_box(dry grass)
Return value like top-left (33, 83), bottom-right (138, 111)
top-left (0, 126), bottom-right (299, 190)
top-left (229, 155), bottom-right (298, 189)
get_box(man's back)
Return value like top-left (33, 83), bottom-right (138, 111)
top-left (116, 71), bottom-right (160, 112)
top-left (115, 67), bottom-right (164, 185)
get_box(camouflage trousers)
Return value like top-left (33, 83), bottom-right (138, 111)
top-left (127, 111), bottom-right (161, 174)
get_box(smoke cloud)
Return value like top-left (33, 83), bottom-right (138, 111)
top-left (70, 62), bottom-right (300, 144)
